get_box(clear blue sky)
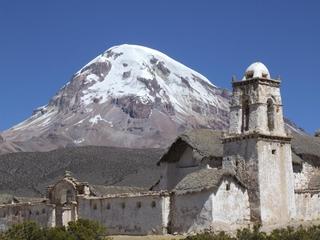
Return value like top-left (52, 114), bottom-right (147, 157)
top-left (0, 0), bottom-right (319, 133)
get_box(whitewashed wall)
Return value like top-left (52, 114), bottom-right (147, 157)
top-left (211, 179), bottom-right (250, 230)
top-left (170, 178), bottom-right (250, 234)
top-left (0, 203), bottom-right (55, 231)
top-left (77, 193), bottom-right (170, 235)
top-left (258, 141), bottom-right (296, 225)
top-left (295, 191), bottom-right (320, 221)
top-left (170, 190), bottom-right (213, 234)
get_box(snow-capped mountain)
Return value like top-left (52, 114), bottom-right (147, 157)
top-left (0, 44), bottom-right (230, 153)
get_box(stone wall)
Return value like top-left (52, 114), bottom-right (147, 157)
top-left (0, 202), bottom-right (55, 231)
top-left (294, 162), bottom-right (320, 190)
top-left (77, 192), bottom-right (170, 235)
top-left (229, 80), bottom-right (286, 136)
top-left (170, 179), bottom-right (250, 234)
top-left (295, 191), bottom-right (320, 221)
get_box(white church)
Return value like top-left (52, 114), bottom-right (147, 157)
top-left (1, 62), bottom-right (320, 235)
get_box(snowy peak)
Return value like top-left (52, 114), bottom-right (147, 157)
top-left (2, 44), bottom-right (230, 153)
top-left (75, 44), bottom-right (222, 113)
top-left (79, 44), bottom-right (212, 84)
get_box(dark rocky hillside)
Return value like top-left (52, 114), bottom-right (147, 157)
top-left (0, 146), bottom-right (164, 197)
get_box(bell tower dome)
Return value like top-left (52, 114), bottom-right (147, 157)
top-left (229, 62), bottom-right (286, 136)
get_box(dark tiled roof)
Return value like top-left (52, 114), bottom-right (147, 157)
top-left (14, 197), bottom-right (46, 203)
top-left (0, 194), bottom-right (45, 205)
top-left (292, 133), bottom-right (320, 166)
top-left (90, 185), bottom-right (147, 196)
top-left (292, 152), bottom-right (303, 165)
top-left (173, 168), bottom-right (245, 195)
top-left (308, 174), bottom-right (320, 190)
top-left (0, 194), bottom-right (15, 204)
top-left (160, 129), bottom-right (223, 163)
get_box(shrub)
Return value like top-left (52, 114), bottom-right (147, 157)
top-left (67, 219), bottom-right (107, 240)
top-left (1, 221), bottom-right (45, 240)
top-left (0, 219), bottom-right (110, 240)
top-left (45, 226), bottom-right (75, 240)
top-left (185, 231), bottom-right (235, 240)
top-left (182, 225), bottom-right (320, 240)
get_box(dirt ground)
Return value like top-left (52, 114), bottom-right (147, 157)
top-left (111, 235), bottom-right (184, 240)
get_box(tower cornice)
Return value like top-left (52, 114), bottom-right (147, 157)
top-left (232, 77), bottom-right (281, 87)
top-left (230, 102), bottom-right (283, 108)
top-left (222, 132), bottom-right (292, 144)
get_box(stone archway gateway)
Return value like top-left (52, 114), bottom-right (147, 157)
top-left (47, 171), bottom-right (78, 226)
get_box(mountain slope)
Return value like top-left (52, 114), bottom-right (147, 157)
top-left (0, 146), bottom-right (164, 197)
top-left (1, 44), bottom-right (230, 153)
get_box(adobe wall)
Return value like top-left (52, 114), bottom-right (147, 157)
top-left (159, 146), bottom-right (201, 191)
top-left (295, 191), bottom-right (320, 221)
top-left (294, 162), bottom-right (320, 190)
top-left (170, 179), bottom-right (250, 234)
top-left (77, 193), bottom-right (170, 235)
top-left (257, 141), bottom-right (296, 224)
top-left (223, 138), bottom-right (260, 222)
top-left (170, 190), bottom-right (212, 234)
top-left (0, 202), bottom-right (55, 231)
top-left (211, 179), bottom-right (250, 229)
top-left (223, 138), bottom-right (296, 224)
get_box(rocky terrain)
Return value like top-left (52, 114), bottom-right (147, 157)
top-left (0, 44), bottom-right (230, 154)
top-left (0, 146), bottom-right (164, 197)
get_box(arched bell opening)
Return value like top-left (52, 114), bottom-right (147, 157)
top-left (241, 99), bottom-right (250, 133)
top-left (267, 98), bottom-right (275, 131)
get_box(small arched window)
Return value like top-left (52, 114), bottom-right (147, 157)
top-left (267, 98), bottom-right (275, 131)
top-left (242, 99), bottom-right (250, 132)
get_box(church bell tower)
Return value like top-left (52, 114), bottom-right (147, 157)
top-left (223, 62), bottom-right (296, 224)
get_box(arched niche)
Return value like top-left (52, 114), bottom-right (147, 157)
top-left (241, 98), bottom-right (250, 133)
top-left (267, 98), bottom-right (275, 131)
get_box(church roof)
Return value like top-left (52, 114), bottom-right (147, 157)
top-left (0, 194), bottom-right (15, 205)
top-left (291, 132), bottom-right (320, 166)
top-left (173, 168), bottom-right (245, 195)
top-left (308, 174), bottom-right (320, 190)
top-left (90, 185), bottom-right (147, 196)
top-left (292, 152), bottom-right (303, 165)
top-left (0, 194), bottom-right (45, 205)
top-left (159, 129), bottom-right (223, 164)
